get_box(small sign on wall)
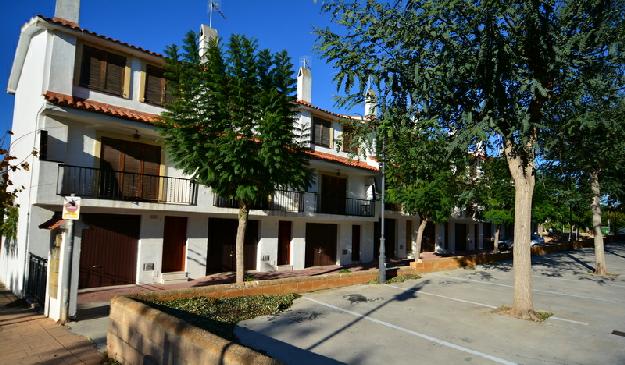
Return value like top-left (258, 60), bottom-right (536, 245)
top-left (62, 196), bottom-right (81, 220)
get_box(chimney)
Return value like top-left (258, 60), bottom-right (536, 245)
top-left (199, 24), bottom-right (218, 63)
top-left (54, 0), bottom-right (80, 24)
top-left (297, 57), bottom-right (312, 103)
top-left (365, 87), bottom-right (377, 117)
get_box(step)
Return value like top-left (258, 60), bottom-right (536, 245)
top-left (276, 265), bottom-right (293, 271)
top-left (160, 271), bottom-right (189, 284)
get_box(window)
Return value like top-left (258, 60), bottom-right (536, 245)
top-left (79, 46), bottom-right (126, 96)
top-left (342, 125), bottom-right (359, 154)
top-left (144, 65), bottom-right (171, 106)
top-left (312, 117), bottom-right (332, 147)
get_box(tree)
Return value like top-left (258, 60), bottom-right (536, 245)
top-left (316, 0), bottom-right (598, 318)
top-left (475, 157), bottom-right (514, 251)
top-left (385, 117), bottom-right (458, 261)
top-left (546, 0), bottom-right (625, 275)
top-left (159, 33), bottom-right (311, 283)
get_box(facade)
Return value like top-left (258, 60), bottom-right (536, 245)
top-left (1, 0), bottom-right (490, 320)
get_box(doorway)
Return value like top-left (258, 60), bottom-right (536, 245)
top-left (278, 221), bottom-right (292, 266)
top-left (161, 217), bottom-right (187, 273)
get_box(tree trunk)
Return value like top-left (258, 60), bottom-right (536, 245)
top-left (505, 143), bottom-right (535, 318)
top-left (590, 171), bottom-right (607, 276)
top-left (235, 202), bottom-right (249, 284)
top-left (493, 225), bottom-right (500, 253)
top-left (414, 218), bottom-right (427, 263)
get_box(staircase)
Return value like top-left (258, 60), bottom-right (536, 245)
top-left (160, 271), bottom-right (189, 284)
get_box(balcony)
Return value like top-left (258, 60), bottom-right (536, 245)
top-left (314, 193), bottom-right (376, 217)
top-left (57, 164), bottom-right (198, 205)
top-left (212, 190), bottom-right (304, 213)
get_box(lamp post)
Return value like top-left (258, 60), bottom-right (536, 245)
top-left (378, 136), bottom-right (386, 283)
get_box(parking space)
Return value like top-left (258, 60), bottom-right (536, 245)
top-left (236, 244), bottom-right (625, 364)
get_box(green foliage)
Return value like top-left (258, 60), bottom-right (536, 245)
top-left (369, 273), bottom-right (421, 284)
top-left (147, 294), bottom-right (299, 340)
top-left (0, 205), bottom-right (18, 242)
top-left (159, 33), bottom-right (311, 206)
top-left (605, 210), bottom-right (625, 233)
top-left (473, 157), bottom-right (514, 225)
top-left (384, 118), bottom-right (460, 223)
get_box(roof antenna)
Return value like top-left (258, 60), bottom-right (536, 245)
top-left (208, 0), bottom-right (226, 28)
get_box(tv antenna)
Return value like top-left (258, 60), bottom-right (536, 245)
top-left (208, 0), bottom-right (226, 28)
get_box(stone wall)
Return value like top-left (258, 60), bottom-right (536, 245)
top-left (107, 296), bottom-right (280, 365)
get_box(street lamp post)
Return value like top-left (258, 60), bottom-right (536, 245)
top-left (378, 136), bottom-right (386, 283)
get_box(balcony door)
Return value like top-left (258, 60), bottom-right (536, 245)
top-left (320, 175), bottom-right (347, 214)
top-left (100, 137), bottom-right (161, 201)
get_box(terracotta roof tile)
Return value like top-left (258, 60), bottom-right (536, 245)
top-left (39, 15), bottom-right (163, 58)
top-left (295, 100), bottom-right (359, 120)
top-left (304, 149), bottom-right (378, 172)
top-left (44, 91), bottom-right (160, 124)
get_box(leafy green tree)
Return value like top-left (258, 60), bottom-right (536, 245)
top-left (316, 0), bottom-right (624, 317)
top-left (546, 0), bottom-right (625, 275)
top-left (475, 157), bottom-right (514, 251)
top-left (160, 33), bottom-right (311, 283)
top-left (385, 118), bottom-right (458, 261)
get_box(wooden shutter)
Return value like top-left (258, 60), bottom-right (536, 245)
top-left (313, 117), bottom-right (331, 147)
top-left (141, 144), bottom-right (161, 201)
top-left (342, 125), bottom-right (358, 154)
top-left (80, 46), bottom-right (105, 90)
top-left (145, 65), bottom-right (165, 105)
top-left (104, 53), bottom-right (125, 96)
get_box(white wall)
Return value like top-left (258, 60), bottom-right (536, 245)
top-left (360, 222), bottom-right (374, 263)
top-left (258, 218), bottom-right (278, 272)
top-left (338, 223), bottom-right (351, 266)
top-left (291, 221), bottom-right (306, 270)
top-left (1, 31), bottom-right (48, 295)
top-left (136, 214), bottom-right (164, 284)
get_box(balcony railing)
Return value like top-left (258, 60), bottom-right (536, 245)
top-left (57, 164), bottom-right (198, 205)
top-left (314, 193), bottom-right (376, 217)
top-left (212, 190), bottom-right (304, 213)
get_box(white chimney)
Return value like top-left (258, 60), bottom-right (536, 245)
top-left (365, 87), bottom-right (377, 117)
top-left (54, 0), bottom-right (80, 24)
top-left (199, 24), bottom-right (218, 62)
top-left (297, 57), bottom-right (312, 103)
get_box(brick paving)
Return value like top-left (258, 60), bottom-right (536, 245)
top-left (0, 284), bottom-right (103, 365)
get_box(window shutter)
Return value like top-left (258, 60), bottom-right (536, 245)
top-left (313, 118), bottom-right (323, 145)
top-left (145, 65), bottom-right (166, 106)
top-left (80, 46), bottom-right (104, 90)
top-left (104, 53), bottom-right (125, 96)
top-left (321, 120), bottom-right (331, 147)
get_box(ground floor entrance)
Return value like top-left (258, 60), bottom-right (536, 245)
top-left (79, 213), bottom-right (140, 289)
top-left (305, 223), bottom-right (338, 267)
top-left (206, 218), bottom-right (259, 274)
top-left (374, 219), bottom-right (396, 259)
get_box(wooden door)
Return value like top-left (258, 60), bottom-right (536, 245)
top-left (374, 219), bottom-right (396, 259)
top-left (474, 224), bottom-right (479, 251)
top-left (423, 221), bottom-right (436, 252)
top-left (305, 223), bottom-right (337, 267)
top-left (321, 175), bottom-right (347, 214)
top-left (206, 218), bottom-right (258, 274)
top-left (100, 138), bottom-right (161, 201)
top-left (351, 225), bottom-right (361, 262)
top-left (161, 217), bottom-right (187, 273)
top-left (455, 223), bottom-right (467, 252)
top-left (79, 214), bottom-right (140, 289)
top-left (406, 220), bottom-right (413, 255)
top-left (278, 221), bottom-right (292, 266)
top-left (483, 223), bottom-right (493, 250)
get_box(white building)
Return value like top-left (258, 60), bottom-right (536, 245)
top-left (1, 0), bottom-right (489, 320)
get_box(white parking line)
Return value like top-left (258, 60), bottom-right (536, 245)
top-left (429, 273), bottom-right (623, 304)
top-left (384, 284), bottom-right (589, 326)
top-left (303, 296), bottom-right (518, 365)
top-left (530, 274), bottom-right (625, 289)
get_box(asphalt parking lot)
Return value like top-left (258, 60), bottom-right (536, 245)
top-left (236, 243), bottom-right (625, 365)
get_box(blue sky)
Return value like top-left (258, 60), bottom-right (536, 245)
top-left (0, 0), bottom-right (356, 134)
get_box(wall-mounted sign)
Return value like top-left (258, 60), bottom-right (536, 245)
top-left (62, 196), bottom-right (81, 220)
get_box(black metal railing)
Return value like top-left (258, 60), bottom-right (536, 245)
top-left (57, 164), bottom-right (198, 205)
top-left (212, 190), bottom-right (304, 212)
top-left (26, 253), bottom-right (47, 308)
top-left (314, 193), bottom-right (376, 217)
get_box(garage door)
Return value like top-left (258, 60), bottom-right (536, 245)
top-left (206, 218), bottom-right (258, 274)
top-left (305, 223), bottom-right (337, 267)
top-left (79, 214), bottom-right (140, 289)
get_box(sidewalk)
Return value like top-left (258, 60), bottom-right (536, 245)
top-left (0, 284), bottom-right (103, 365)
